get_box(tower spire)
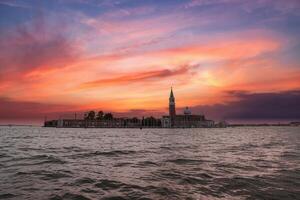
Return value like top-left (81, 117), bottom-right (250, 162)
top-left (169, 86), bottom-right (176, 127)
top-left (170, 87), bottom-right (174, 98)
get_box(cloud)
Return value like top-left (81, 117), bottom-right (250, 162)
top-left (0, 14), bottom-right (80, 76)
top-left (185, 0), bottom-right (238, 8)
top-left (188, 90), bottom-right (300, 121)
top-left (0, 0), bottom-right (31, 9)
top-left (79, 64), bottom-right (198, 89)
top-left (150, 36), bottom-right (280, 60)
top-left (79, 9), bottom-right (201, 54)
top-left (184, 0), bottom-right (300, 15)
top-left (102, 6), bottom-right (156, 19)
top-left (0, 12), bottom-right (83, 101)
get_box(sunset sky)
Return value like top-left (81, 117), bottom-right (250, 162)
top-left (0, 0), bottom-right (300, 124)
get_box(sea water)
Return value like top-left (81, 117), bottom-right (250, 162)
top-left (0, 127), bottom-right (299, 199)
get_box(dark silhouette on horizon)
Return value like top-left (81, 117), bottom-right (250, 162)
top-left (44, 87), bottom-right (216, 128)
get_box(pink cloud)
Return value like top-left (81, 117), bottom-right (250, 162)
top-left (0, 15), bottom-right (81, 76)
top-left (79, 64), bottom-right (197, 89)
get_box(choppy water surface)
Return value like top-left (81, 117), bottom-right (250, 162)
top-left (0, 127), bottom-right (299, 200)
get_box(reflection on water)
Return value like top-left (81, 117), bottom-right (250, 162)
top-left (0, 127), bottom-right (299, 199)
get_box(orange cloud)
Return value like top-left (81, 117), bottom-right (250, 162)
top-left (148, 37), bottom-right (280, 62)
top-left (79, 64), bottom-right (194, 89)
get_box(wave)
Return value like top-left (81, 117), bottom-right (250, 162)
top-left (0, 153), bottom-right (10, 158)
top-left (18, 147), bottom-right (43, 151)
top-left (49, 193), bottom-right (91, 200)
top-left (74, 177), bottom-right (96, 186)
top-left (134, 161), bottom-right (159, 168)
top-left (94, 179), bottom-right (179, 199)
top-left (9, 154), bottom-right (66, 166)
top-left (95, 179), bottom-right (124, 190)
top-left (80, 188), bottom-right (98, 194)
top-left (70, 150), bottom-right (137, 159)
top-left (179, 176), bottom-right (210, 185)
top-left (16, 170), bottom-right (72, 180)
top-left (101, 196), bottom-right (128, 200)
top-left (34, 155), bottom-right (66, 164)
top-left (0, 193), bottom-right (16, 199)
top-left (63, 146), bottom-right (84, 152)
top-left (113, 162), bottom-right (132, 167)
top-left (165, 158), bottom-right (203, 165)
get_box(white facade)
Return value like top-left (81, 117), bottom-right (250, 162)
top-left (161, 116), bottom-right (170, 128)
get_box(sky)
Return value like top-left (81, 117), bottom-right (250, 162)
top-left (0, 0), bottom-right (300, 125)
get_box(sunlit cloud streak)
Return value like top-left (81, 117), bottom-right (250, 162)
top-left (79, 64), bottom-right (198, 88)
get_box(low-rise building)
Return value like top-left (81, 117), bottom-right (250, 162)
top-left (44, 87), bottom-right (215, 128)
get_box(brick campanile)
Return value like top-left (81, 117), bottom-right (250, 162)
top-left (169, 87), bottom-right (176, 127)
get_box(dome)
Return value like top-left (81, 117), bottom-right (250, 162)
top-left (184, 106), bottom-right (192, 115)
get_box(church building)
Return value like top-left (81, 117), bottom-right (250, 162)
top-left (161, 88), bottom-right (214, 128)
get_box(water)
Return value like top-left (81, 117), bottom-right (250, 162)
top-left (0, 127), bottom-right (299, 200)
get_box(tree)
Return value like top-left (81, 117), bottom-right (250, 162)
top-left (96, 111), bottom-right (104, 120)
top-left (143, 116), bottom-right (160, 127)
top-left (84, 112), bottom-right (88, 120)
top-left (85, 111), bottom-right (95, 120)
top-left (103, 113), bottom-right (113, 120)
top-left (131, 117), bottom-right (139, 123)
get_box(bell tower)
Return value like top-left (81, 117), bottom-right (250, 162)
top-left (169, 87), bottom-right (176, 127)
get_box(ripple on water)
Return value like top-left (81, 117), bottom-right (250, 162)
top-left (155, 169), bottom-right (213, 186)
top-left (49, 193), bottom-right (91, 200)
top-left (0, 153), bottom-right (10, 159)
top-left (156, 170), bottom-right (183, 180)
top-left (212, 176), bottom-right (270, 197)
top-left (80, 188), bottom-right (99, 194)
top-left (93, 178), bottom-right (180, 199)
top-left (280, 151), bottom-right (299, 159)
top-left (36, 155), bottom-right (66, 164)
top-left (74, 177), bottom-right (96, 186)
top-left (134, 161), bottom-right (159, 168)
top-left (63, 146), bottom-right (84, 152)
top-left (100, 196), bottom-right (128, 200)
top-left (9, 154), bottom-right (66, 166)
top-left (94, 180), bottom-right (148, 199)
top-left (16, 170), bottom-right (72, 180)
top-left (95, 179), bottom-right (124, 190)
top-left (113, 162), bottom-right (132, 167)
top-left (262, 141), bottom-right (284, 149)
top-left (196, 172), bottom-right (213, 179)
top-left (70, 150), bottom-right (137, 159)
top-left (179, 176), bottom-right (210, 185)
top-left (165, 158), bottom-right (203, 165)
top-left (0, 193), bottom-right (16, 199)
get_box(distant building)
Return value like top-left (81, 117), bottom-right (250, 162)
top-left (290, 121), bottom-right (300, 126)
top-left (215, 120), bottom-right (228, 128)
top-left (161, 88), bottom-right (214, 128)
top-left (44, 87), bottom-right (215, 128)
top-left (55, 118), bottom-right (144, 128)
top-left (45, 117), bottom-right (161, 128)
top-left (44, 120), bottom-right (58, 127)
